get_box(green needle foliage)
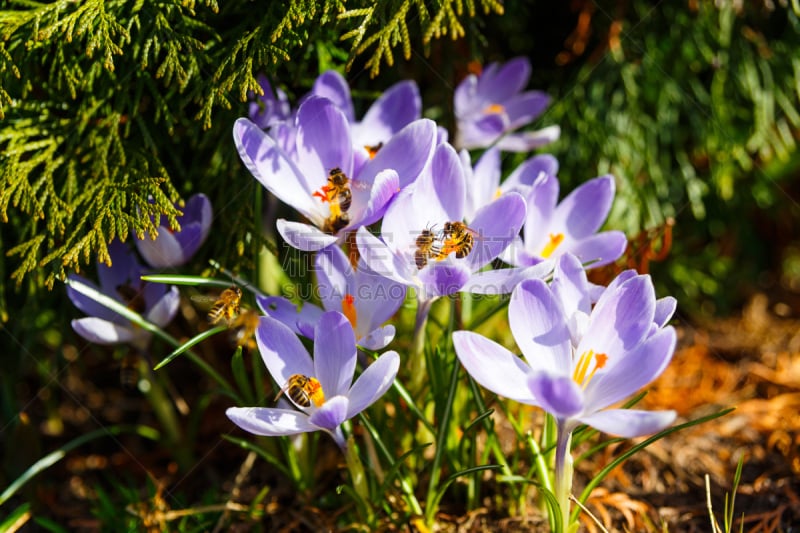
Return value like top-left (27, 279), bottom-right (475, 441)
top-left (0, 0), bottom-right (500, 318)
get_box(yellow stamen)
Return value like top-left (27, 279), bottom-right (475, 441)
top-left (572, 350), bottom-right (608, 389)
top-left (341, 293), bottom-right (358, 330)
top-left (494, 187), bottom-right (503, 199)
top-left (540, 233), bottom-right (564, 258)
top-left (483, 103), bottom-right (505, 115)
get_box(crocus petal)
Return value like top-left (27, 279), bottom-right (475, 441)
top-left (452, 331), bottom-right (538, 404)
top-left (523, 173), bottom-right (560, 250)
top-left (566, 231), bottom-right (628, 268)
top-left (503, 154), bottom-right (559, 192)
top-left (295, 96), bottom-right (354, 181)
top-left (504, 91), bottom-right (551, 128)
top-left (577, 408), bottom-right (676, 438)
top-left (356, 168), bottom-right (399, 227)
top-left (346, 351), bottom-right (400, 418)
top-left (478, 57), bottom-right (531, 104)
top-left (654, 296), bottom-right (677, 327)
top-left (466, 147), bottom-right (500, 220)
top-left (226, 407), bottom-right (318, 436)
top-left (311, 71), bottom-right (354, 122)
top-left (418, 262), bottom-right (471, 298)
top-left (315, 247), bottom-right (351, 309)
top-left (233, 118), bottom-right (319, 218)
top-left (419, 143), bottom-right (466, 220)
top-left (360, 119), bottom-right (437, 189)
top-left (509, 279), bottom-right (572, 376)
top-left (353, 268), bottom-right (406, 330)
top-left (355, 80), bottom-right (421, 143)
top-left (355, 227), bottom-right (408, 285)
top-left (467, 192), bottom-right (526, 269)
top-left (276, 219), bottom-right (340, 251)
top-left (460, 265), bottom-right (549, 295)
top-left (98, 241), bottom-right (141, 293)
top-left (71, 317), bottom-right (137, 345)
top-left (257, 295), bottom-right (324, 336)
top-left (136, 229), bottom-right (185, 268)
top-left (584, 326), bottom-right (677, 410)
top-left (314, 311), bottom-right (357, 398)
top-left (579, 275), bottom-right (656, 357)
top-left (255, 316), bottom-right (314, 389)
top-left (358, 325), bottom-right (396, 350)
top-left (495, 126), bottom-right (561, 152)
top-left (67, 274), bottom-right (123, 324)
top-left (309, 395), bottom-right (350, 430)
top-left (144, 285), bottom-right (180, 327)
top-left (527, 372), bottom-right (584, 419)
top-left (552, 175), bottom-right (615, 239)
top-left (551, 253), bottom-right (592, 317)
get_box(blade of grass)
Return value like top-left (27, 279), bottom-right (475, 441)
top-left (153, 325), bottom-right (227, 370)
top-left (140, 274), bottom-right (234, 287)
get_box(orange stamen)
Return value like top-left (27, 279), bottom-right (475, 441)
top-left (572, 350), bottom-right (609, 389)
top-left (541, 233), bottom-right (565, 258)
top-left (483, 103), bottom-right (505, 115)
top-left (341, 293), bottom-right (358, 330)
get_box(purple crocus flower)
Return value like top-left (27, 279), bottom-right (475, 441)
top-left (454, 57), bottom-right (560, 152)
top-left (234, 96), bottom-right (436, 251)
top-left (226, 312), bottom-right (400, 450)
top-left (356, 142), bottom-right (527, 303)
top-left (248, 74), bottom-right (292, 131)
top-left (454, 252), bottom-right (676, 526)
top-left (501, 174), bottom-right (627, 271)
top-left (257, 246), bottom-right (406, 350)
top-left (308, 70), bottom-right (421, 159)
top-left (135, 193), bottom-right (213, 268)
top-left (67, 241), bottom-right (180, 350)
top-left (455, 252), bottom-right (677, 437)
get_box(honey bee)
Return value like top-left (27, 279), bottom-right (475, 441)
top-left (315, 167), bottom-right (353, 234)
top-left (274, 373), bottom-right (325, 409)
top-left (414, 227), bottom-right (441, 270)
top-left (119, 353), bottom-right (141, 391)
top-left (441, 221), bottom-right (475, 259)
top-left (193, 286), bottom-right (242, 326)
top-left (413, 221), bottom-right (477, 269)
top-left (116, 283), bottom-right (147, 314)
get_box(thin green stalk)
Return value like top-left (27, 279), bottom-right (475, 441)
top-left (408, 297), bottom-right (434, 393)
top-left (553, 422), bottom-right (573, 533)
top-left (424, 358), bottom-right (460, 525)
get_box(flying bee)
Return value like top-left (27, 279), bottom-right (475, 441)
top-left (274, 374), bottom-right (325, 409)
top-left (192, 286), bottom-right (242, 326)
top-left (116, 283), bottom-right (147, 314)
top-left (119, 353), bottom-right (141, 391)
top-left (441, 221), bottom-right (476, 259)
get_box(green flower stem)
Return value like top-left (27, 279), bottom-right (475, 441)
top-left (554, 422), bottom-right (573, 533)
top-left (409, 297), bottom-right (434, 392)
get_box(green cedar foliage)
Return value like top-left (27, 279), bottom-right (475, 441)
top-left (0, 0), bottom-right (502, 319)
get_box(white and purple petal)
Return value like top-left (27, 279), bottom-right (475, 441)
top-left (346, 351), bottom-right (400, 418)
top-left (226, 407), bottom-right (318, 437)
top-left (576, 408), bottom-right (676, 438)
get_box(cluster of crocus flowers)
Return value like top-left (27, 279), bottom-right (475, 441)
top-left (226, 311), bottom-right (400, 450)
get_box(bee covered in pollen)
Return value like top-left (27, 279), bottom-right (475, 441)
top-left (413, 221), bottom-right (478, 269)
top-left (315, 167), bottom-right (353, 234)
top-left (274, 374), bottom-right (325, 409)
